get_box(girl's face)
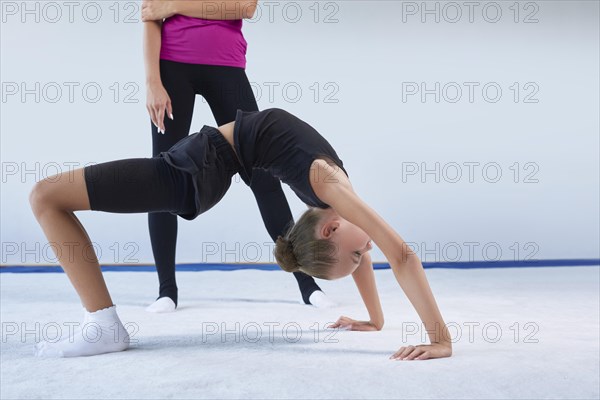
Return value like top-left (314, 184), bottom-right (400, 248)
top-left (318, 211), bottom-right (372, 279)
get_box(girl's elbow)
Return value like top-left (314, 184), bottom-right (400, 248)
top-left (391, 252), bottom-right (421, 271)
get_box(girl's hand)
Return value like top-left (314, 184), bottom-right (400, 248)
top-left (390, 342), bottom-right (452, 361)
top-left (328, 316), bottom-right (380, 331)
top-left (141, 0), bottom-right (175, 22)
top-left (146, 81), bottom-right (173, 134)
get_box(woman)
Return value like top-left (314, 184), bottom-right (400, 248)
top-left (141, 0), bottom-right (329, 312)
top-left (30, 108), bottom-right (453, 360)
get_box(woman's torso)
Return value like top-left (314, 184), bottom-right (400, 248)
top-left (160, 15), bottom-right (247, 68)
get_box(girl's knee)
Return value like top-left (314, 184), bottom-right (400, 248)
top-left (29, 178), bottom-right (59, 218)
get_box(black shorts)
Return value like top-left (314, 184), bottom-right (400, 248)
top-left (84, 157), bottom-right (196, 217)
top-left (83, 126), bottom-right (241, 220)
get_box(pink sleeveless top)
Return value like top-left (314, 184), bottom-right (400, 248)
top-left (160, 15), bottom-right (247, 68)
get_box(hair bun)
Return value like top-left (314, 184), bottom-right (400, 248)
top-left (274, 236), bottom-right (300, 273)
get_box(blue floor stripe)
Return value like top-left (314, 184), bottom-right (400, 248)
top-left (0, 259), bottom-right (598, 273)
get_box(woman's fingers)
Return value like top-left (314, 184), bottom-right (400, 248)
top-left (141, 0), bottom-right (171, 21)
top-left (146, 83), bottom-right (171, 133)
top-left (156, 106), bottom-right (166, 134)
top-left (147, 105), bottom-right (158, 132)
top-left (141, 1), bottom-right (150, 21)
top-left (167, 100), bottom-right (174, 121)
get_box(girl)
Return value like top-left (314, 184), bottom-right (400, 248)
top-left (141, 0), bottom-right (329, 312)
top-left (30, 108), bottom-right (452, 360)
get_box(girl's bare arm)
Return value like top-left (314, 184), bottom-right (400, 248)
top-left (313, 161), bottom-right (452, 360)
top-left (329, 252), bottom-right (385, 331)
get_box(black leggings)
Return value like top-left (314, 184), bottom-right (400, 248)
top-left (150, 59), bottom-right (320, 305)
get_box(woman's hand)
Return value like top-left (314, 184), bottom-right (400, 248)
top-left (328, 316), bottom-right (380, 331)
top-left (141, 0), bottom-right (176, 22)
top-left (146, 81), bottom-right (173, 134)
top-left (390, 342), bottom-right (452, 361)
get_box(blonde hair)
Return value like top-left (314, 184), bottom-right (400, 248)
top-left (273, 208), bottom-right (337, 280)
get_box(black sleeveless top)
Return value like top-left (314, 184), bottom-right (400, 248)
top-left (233, 108), bottom-right (348, 208)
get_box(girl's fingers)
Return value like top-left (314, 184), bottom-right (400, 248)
top-left (399, 345), bottom-right (415, 359)
top-left (390, 347), bottom-right (405, 359)
top-left (390, 346), bottom-right (431, 361)
top-left (328, 320), bottom-right (345, 328)
top-left (391, 345), bottom-right (416, 360)
top-left (328, 317), bottom-right (353, 329)
top-left (404, 347), bottom-right (424, 360)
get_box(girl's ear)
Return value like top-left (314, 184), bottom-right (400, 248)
top-left (321, 221), bottom-right (340, 239)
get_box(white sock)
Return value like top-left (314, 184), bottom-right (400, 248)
top-left (308, 291), bottom-right (336, 308)
top-left (35, 305), bottom-right (130, 358)
top-left (145, 297), bottom-right (177, 313)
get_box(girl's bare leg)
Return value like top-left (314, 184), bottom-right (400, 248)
top-left (29, 168), bottom-right (112, 311)
top-left (29, 167), bottom-right (129, 357)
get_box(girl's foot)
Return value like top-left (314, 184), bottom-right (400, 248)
top-left (35, 305), bottom-right (130, 357)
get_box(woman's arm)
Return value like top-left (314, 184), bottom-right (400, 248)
top-left (313, 161), bottom-right (452, 360)
top-left (143, 20), bottom-right (162, 86)
top-left (143, 20), bottom-right (172, 133)
top-left (141, 0), bottom-right (258, 21)
top-left (329, 252), bottom-right (385, 331)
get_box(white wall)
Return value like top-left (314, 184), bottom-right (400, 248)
top-left (1, 1), bottom-right (598, 265)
